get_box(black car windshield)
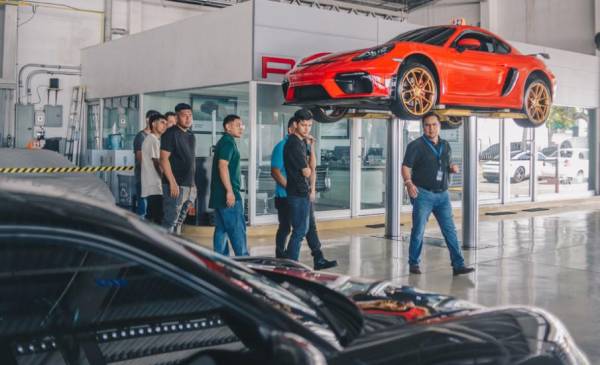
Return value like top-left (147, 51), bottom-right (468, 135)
top-left (388, 26), bottom-right (456, 46)
top-left (175, 238), bottom-right (343, 348)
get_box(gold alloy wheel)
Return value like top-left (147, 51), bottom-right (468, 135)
top-left (400, 66), bottom-right (436, 116)
top-left (525, 81), bottom-right (551, 125)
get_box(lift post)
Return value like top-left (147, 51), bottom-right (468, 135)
top-left (384, 117), bottom-right (403, 239)
top-left (462, 115), bottom-right (478, 249)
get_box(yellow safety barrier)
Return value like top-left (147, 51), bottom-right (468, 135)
top-left (0, 166), bottom-right (134, 174)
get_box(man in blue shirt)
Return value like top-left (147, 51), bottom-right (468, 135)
top-left (271, 113), bottom-right (337, 270)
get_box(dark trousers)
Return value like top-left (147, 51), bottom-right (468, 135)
top-left (275, 197), bottom-right (323, 260)
top-left (145, 194), bottom-right (163, 225)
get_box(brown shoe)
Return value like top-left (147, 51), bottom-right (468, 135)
top-left (409, 265), bottom-right (422, 274)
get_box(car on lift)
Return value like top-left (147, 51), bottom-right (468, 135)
top-left (0, 184), bottom-right (589, 365)
top-left (283, 24), bottom-right (555, 128)
top-left (482, 150), bottom-right (549, 183)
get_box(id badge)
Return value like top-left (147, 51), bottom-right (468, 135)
top-left (436, 168), bottom-right (443, 182)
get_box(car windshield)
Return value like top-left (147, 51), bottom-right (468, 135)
top-left (176, 238), bottom-right (344, 348)
top-left (388, 26), bottom-right (456, 46)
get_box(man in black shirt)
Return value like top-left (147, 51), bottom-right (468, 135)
top-left (402, 112), bottom-right (474, 276)
top-left (283, 115), bottom-right (314, 261)
top-left (160, 103), bottom-right (196, 234)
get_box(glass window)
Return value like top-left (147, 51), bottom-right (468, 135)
top-left (360, 119), bottom-right (387, 210)
top-left (145, 84), bottom-right (250, 224)
top-left (389, 26), bottom-right (456, 45)
top-left (102, 95), bottom-right (139, 150)
top-left (536, 106), bottom-right (592, 194)
top-left (494, 39), bottom-right (511, 54)
top-left (256, 84), bottom-right (298, 216)
top-left (440, 124), bottom-right (464, 203)
top-left (86, 103), bottom-right (101, 150)
top-left (314, 119), bottom-right (351, 211)
top-left (454, 32), bottom-right (495, 53)
top-left (478, 118), bottom-right (501, 201)
top-left (505, 120), bottom-right (532, 198)
top-left (255, 84), bottom-right (351, 214)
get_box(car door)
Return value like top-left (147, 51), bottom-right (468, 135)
top-left (443, 31), bottom-right (509, 99)
top-left (0, 232), bottom-right (253, 365)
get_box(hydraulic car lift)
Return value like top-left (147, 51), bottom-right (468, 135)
top-left (343, 108), bottom-right (528, 250)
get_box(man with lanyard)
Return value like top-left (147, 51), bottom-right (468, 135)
top-left (271, 113), bottom-right (337, 270)
top-left (402, 112), bottom-right (475, 276)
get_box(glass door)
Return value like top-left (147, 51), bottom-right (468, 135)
top-left (359, 119), bottom-right (387, 213)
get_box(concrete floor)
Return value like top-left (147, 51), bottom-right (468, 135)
top-left (245, 208), bottom-right (600, 363)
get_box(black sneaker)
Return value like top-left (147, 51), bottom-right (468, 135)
top-left (409, 265), bottom-right (422, 274)
top-left (314, 258), bottom-right (338, 270)
top-left (453, 266), bottom-right (475, 276)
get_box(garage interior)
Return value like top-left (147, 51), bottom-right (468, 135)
top-left (1, 0), bottom-right (600, 364)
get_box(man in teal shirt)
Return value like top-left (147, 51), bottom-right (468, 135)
top-left (209, 114), bottom-right (248, 256)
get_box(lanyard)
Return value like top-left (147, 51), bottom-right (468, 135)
top-left (422, 136), bottom-right (443, 163)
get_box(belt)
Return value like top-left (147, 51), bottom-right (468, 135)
top-left (417, 186), bottom-right (445, 193)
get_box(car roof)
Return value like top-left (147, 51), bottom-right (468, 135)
top-left (0, 181), bottom-right (202, 264)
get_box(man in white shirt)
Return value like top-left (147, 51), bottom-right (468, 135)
top-left (141, 113), bottom-right (168, 224)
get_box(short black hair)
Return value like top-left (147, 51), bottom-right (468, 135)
top-left (164, 111), bottom-right (176, 118)
top-left (149, 113), bottom-right (166, 126)
top-left (294, 108), bottom-right (313, 121)
top-left (288, 116), bottom-right (299, 129)
top-left (223, 114), bottom-right (240, 130)
top-left (174, 103), bottom-right (192, 112)
top-left (421, 111), bottom-right (440, 124)
top-left (145, 109), bottom-right (160, 119)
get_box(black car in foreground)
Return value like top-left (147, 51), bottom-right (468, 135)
top-left (0, 183), bottom-right (589, 365)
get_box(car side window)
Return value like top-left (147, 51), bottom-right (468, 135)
top-left (0, 239), bottom-right (242, 365)
top-left (455, 32), bottom-right (495, 53)
top-left (494, 38), bottom-right (511, 54)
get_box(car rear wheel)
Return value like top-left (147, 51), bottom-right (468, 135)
top-left (514, 76), bottom-right (551, 128)
top-left (310, 106), bottom-right (349, 123)
top-left (390, 62), bottom-right (438, 120)
top-left (512, 166), bottom-right (526, 183)
top-left (441, 116), bottom-right (463, 130)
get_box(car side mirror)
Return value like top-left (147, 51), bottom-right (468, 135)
top-left (456, 38), bottom-right (481, 52)
top-left (271, 332), bottom-right (327, 365)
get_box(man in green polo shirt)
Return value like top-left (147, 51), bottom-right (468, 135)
top-left (209, 114), bottom-right (248, 256)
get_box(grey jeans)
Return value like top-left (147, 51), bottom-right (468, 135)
top-left (162, 185), bottom-right (195, 234)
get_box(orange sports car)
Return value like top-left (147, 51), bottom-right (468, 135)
top-left (282, 25), bottom-right (556, 128)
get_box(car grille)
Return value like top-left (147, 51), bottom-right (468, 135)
top-left (294, 85), bottom-right (330, 101)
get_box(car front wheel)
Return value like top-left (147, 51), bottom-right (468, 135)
top-left (390, 62), bottom-right (438, 120)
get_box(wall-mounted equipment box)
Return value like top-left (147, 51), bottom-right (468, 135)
top-left (44, 105), bottom-right (63, 127)
top-left (16, 104), bottom-right (35, 148)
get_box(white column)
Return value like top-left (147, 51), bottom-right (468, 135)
top-left (128, 0), bottom-right (143, 35)
top-left (480, 0), bottom-right (499, 33)
top-left (350, 118), bottom-right (362, 217)
top-left (462, 116), bottom-right (478, 248)
top-left (248, 81), bottom-right (258, 226)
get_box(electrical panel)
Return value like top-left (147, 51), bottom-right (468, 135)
top-left (44, 105), bottom-right (63, 127)
top-left (15, 104), bottom-right (35, 148)
top-left (34, 110), bottom-right (45, 126)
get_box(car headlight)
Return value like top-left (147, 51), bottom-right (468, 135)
top-left (353, 44), bottom-right (395, 61)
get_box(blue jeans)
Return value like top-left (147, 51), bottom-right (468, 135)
top-left (285, 195), bottom-right (310, 261)
top-left (409, 187), bottom-right (465, 269)
top-left (135, 181), bottom-right (147, 217)
top-left (162, 185), bottom-right (193, 234)
top-left (213, 200), bottom-right (248, 257)
top-left (275, 198), bottom-right (323, 260)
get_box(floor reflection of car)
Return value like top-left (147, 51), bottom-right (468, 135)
top-left (482, 150), bottom-right (548, 183)
top-left (540, 148), bottom-right (589, 184)
top-left (0, 184), bottom-right (590, 365)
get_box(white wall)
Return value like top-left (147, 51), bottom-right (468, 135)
top-left (254, 0), bottom-right (417, 82)
top-left (82, 1), bottom-right (253, 99)
top-left (4, 0), bottom-right (207, 140)
top-left (496, 0), bottom-right (595, 55)
top-left (408, 0), bottom-right (481, 28)
top-left (409, 0), bottom-right (596, 55)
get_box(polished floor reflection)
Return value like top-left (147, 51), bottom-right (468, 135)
top-left (249, 209), bottom-right (600, 363)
